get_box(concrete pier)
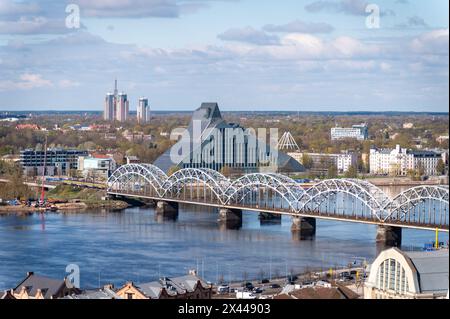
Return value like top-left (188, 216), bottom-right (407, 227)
top-left (259, 212), bottom-right (282, 221)
top-left (218, 208), bottom-right (242, 230)
top-left (376, 225), bottom-right (402, 248)
top-left (291, 217), bottom-right (316, 240)
top-left (155, 201), bottom-right (179, 220)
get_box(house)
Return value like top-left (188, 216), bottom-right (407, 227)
top-left (11, 272), bottom-right (81, 299)
top-left (62, 285), bottom-right (120, 299)
top-left (364, 248), bottom-right (449, 299)
top-left (115, 272), bottom-right (212, 299)
top-left (274, 284), bottom-right (359, 299)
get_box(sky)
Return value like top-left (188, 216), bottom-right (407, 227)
top-left (0, 0), bottom-right (448, 112)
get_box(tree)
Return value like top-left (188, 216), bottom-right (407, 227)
top-left (436, 159), bottom-right (446, 176)
top-left (220, 165), bottom-right (232, 178)
top-left (327, 164), bottom-right (338, 179)
top-left (301, 153), bottom-right (314, 170)
top-left (345, 165), bottom-right (358, 178)
top-left (168, 166), bottom-right (180, 176)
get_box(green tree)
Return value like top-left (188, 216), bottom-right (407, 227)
top-left (327, 164), bottom-right (338, 179)
top-left (301, 153), bottom-right (314, 170)
top-left (168, 166), bottom-right (180, 176)
top-left (345, 165), bottom-right (358, 179)
top-left (436, 159), bottom-right (446, 176)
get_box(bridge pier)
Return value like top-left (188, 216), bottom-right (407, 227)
top-left (218, 208), bottom-right (242, 230)
top-left (291, 217), bottom-right (316, 240)
top-left (155, 201), bottom-right (179, 220)
top-left (376, 226), bottom-right (402, 248)
top-left (259, 212), bottom-right (282, 222)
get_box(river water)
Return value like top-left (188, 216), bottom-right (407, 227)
top-left (0, 200), bottom-right (447, 290)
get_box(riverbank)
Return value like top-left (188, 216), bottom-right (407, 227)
top-left (0, 184), bottom-right (130, 214)
top-left (0, 200), bottom-right (129, 214)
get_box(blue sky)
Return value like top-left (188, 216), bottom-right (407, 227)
top-left (0, 0), bottom-right (448, 112)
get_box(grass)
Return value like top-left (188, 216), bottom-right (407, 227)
top-left (47, 185), bottom-right (105, 202)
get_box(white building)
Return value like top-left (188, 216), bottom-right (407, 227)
top-left (116, 93), bottom-right (129, 122)
top-left (288, 152), bottom-right (357, 173)
top-left (78, 155), bottom-right (116, 180)
top-left (370, 145), bottom-right (443, 176)
top-left (331, 123), bottom-right (368, 141)
top-left (364, 248), bottom-right (448, 299)
top-left (104, 93), bottom-right (115, 121)
top-left (137, 97), bottom-right (150, 124)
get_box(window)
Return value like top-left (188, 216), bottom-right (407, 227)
top-left (126, 293), bottom-right (133, 299)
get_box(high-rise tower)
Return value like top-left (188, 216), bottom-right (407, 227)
top-left (137, 97), bottom-right (150, 124)
top-left (116, 93), bottom-right (129, 122)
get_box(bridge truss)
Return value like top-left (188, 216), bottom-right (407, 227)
top-left (107, 164), bottom-right (449, 230)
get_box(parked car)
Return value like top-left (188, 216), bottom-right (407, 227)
top-left (260, 279), bottom-right (270, 284)
top-left (217, 285), bottom-right (230, 294)
top-left (270, 283), bottom-right (281, 289)
top-left (253, 287), bottom-right (263, 294)
top-left (242, 282), bottom-right (254, 290)
top-left (236, 291), bottom-right (257, 299)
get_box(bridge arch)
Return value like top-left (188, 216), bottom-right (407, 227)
top-left (299, 179), bottom-right (387, 221)
top-left (107, 164), bottom-right (168, 196)
top-left (225, 173), bottom-right (308, 210)
top-left (161, 168), bottom-right (232, 204)
top-left (384, 186), bottom-right (449, 227)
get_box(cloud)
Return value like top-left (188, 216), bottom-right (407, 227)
top-left (218, 27), bottom-right (280, 45)
top-left (0, 16), bottom-right (83, 35)
top-left (411, 28), bottom-right (449, 55)
top-left (263, 20), bottom-right (334, 34)
top-left (0, 73), bottom-right (52, 91)
top-left (0, 0), bottom-right (40, 18)
top-left (305, 0), bottom-right (395, 16)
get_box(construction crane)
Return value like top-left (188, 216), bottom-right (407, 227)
top-left (39, 135), bottom-right (48, 205)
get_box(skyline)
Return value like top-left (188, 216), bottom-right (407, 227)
top-left (0, 0), bottom-right (449, 112)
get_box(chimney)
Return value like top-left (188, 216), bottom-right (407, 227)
top-left (189, 269), bottom-right (198, 276)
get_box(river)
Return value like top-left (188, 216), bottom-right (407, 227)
top-left (0, 199), bottom-right (447, 290)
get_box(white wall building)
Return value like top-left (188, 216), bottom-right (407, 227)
top-left (370, 145), bottom-right (443, 176)
top-left (364, 248), bottom-right (448, 299)
top-left (331, 123), bottom-right (368, 141)
top-left (78, 155), bottom-right (116, 180)
top-left (116, 93), bottom-right (129, 123)
top-left (288, 152), bottom-right (357, 173)
top-left (137, 97), bottom-right (150, 124)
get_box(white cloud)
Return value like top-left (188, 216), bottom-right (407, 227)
top-left (0, 73), bottom-right (53, 91)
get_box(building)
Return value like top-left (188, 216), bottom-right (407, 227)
top-left (331, 123), bottom-right (369, 141)
top-left (364, 248), bottom-right (449, 299)
top-left (9, 272), bottom-right (80, 299)
top-left (403, 123), bottom-right (414, 129)
top-left (274, 284), bottom-right (359, 299)
top-left (104, 93), bottom-right (115, 121)
top-left (288, 152), bottom-right (357, 174)
top-left (115, 273), bottom-right (212, 299)
top-left (436, 135), bottom-right (449, 144)
top-left (15, 124), bottom-right (41, 130)
top-left (62, 285), bottom-right (120, 299)
top-left (370, 145), bottom-right (413, 176)
top-left (137, 97), bottom-right (150, 124)
top-left (154, 103), bottom-right (304, 174)
top-left (122, 130), bottom-right (153, 142)
top-left (78, 154), bottom-right (116, 180)
top-left (20, 148), bottom-right (88, 177)
top-left (410, 150), bottom-right (444, 176)
top-left (125, 155), bottom-right (140, 164)
top-left (116, 93), bottom-right (129, 122)
top-left (370, 145), bottom-right (444, 176)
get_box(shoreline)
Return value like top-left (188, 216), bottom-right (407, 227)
top-left (0, 200), bottom-right (129, 214)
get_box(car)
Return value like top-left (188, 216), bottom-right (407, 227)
top-left (253, 287), bottom-right (263, 294)
top-left (217, 285), bottom-right (230, 294)
top-left (242, 282), bottom-right (254, 290)
top-left (350, 270), bottom-right (358, 275)
top-left (260, 279), bottom-right (270, 284)
top-left (270, 283), bottom-right (281, 289)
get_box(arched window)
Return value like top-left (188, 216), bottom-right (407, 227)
top-left (376, 259), bottom-right (410, 295)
